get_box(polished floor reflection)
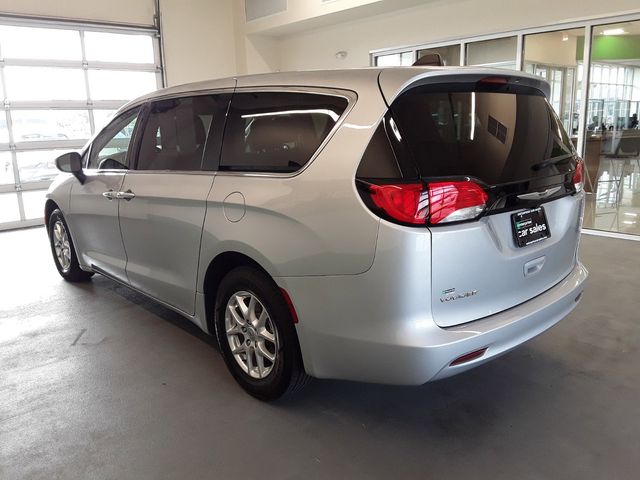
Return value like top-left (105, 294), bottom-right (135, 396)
top-left (584, 156), bottom-right (640, 235)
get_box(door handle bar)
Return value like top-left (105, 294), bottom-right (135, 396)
top-left (115, 190), bottom-right (136, 201)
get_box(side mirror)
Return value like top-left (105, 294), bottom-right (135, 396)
top-left (55, 152), bottom-right (85, 184)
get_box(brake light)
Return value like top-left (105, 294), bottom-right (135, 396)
top-left (428, 181), bottom-right (488, 224)
top-left (368, 183), bottom-right (429, 225)
top-left (478, 76), bottom-right (508, 85)
top-left (572, 159), bottom-right (584, 193)
top-left (363, 180), bottom-right (488, 226)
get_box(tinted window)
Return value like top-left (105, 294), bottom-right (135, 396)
top-left (137, 95), bottom-right (229, 171)
top-left (87, 108), bottom-right (139, 169)
top-left (356, 116), bottom-right (418, 179)
top-left (220, 92), bottom-right (348, 173)
top-left (390, 84), bottom-right (576, 185)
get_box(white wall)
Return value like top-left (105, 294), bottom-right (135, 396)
top-left (274, 0), bottom-right (640, 71)
top-left (0, 0), bottom-right (155, 26)
top-left (160, 0), bottom-right (236, 85)
top-left (524, 31), bottom-right (580, 66)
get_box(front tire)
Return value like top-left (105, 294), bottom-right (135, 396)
top-left (214, 267), bottom-right (310, 400)
top-left (48, 209), bottom-right (93, 282)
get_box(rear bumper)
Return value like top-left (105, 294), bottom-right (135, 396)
top-left (281, 261), bottom-right (587, 385)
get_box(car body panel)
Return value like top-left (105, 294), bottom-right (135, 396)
top-left (67, 171), bottom-right (127, 278)
top-left (196, 85), bottom-right (386, 287)
top-left (118, 172), bottom-right (215, 315)
top-left (277, 217), bottom-right (587, 383)
top-left (429, 193), bottom-right (584, 327)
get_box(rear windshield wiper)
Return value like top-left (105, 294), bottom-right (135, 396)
top-left (531, 153), bottom-right (574, 171)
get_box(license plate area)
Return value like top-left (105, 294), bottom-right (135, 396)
top-left (511, 207), bottom-right (551, 248)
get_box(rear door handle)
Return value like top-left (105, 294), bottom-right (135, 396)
top-left (116, 190), bottom-right (136, 201)
top-left (524, 256), bottom-right (546, 277)
top-left (102, 190), bottom-right (116, 200)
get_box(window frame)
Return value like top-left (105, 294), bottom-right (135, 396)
top-left (215, 87), bottom-right (357, 178)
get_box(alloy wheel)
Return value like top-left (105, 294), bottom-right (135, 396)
top-left (53, 220), bottom-right (71, 272)
top-left (225, 291), bottom-right (279, 379)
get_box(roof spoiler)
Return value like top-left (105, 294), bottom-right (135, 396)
top-left (412, 53), bottom-right (443, 67)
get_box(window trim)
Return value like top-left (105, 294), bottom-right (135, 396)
top-left (215, 86), bottom-right (357, 178)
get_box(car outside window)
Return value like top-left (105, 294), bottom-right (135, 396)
top-left (137, 95), bottom-right (230, 171)
top-left (87, 108), bottom-right (139, 170)
top-left (220, 91), bottom-right (348, 173)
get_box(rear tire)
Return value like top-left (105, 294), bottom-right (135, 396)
top-left (48, 209), bottom-right (93, 282)
top-left (214, 266), bottom-right (310, 400)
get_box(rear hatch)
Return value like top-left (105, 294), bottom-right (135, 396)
top-left (379, 70), bottom-right (583, 327)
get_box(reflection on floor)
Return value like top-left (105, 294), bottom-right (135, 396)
top-left (583, 157), bottom-right (640, 236)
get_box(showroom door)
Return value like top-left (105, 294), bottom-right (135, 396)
top-left (118, 93), bottom-right (231, 315)
top-left (67, 108), bottom-right (141, 281)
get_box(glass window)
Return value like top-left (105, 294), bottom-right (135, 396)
top-left (4, 67), bottom-right (86, 101)
top-left (11, 110), bottom-right (91, 143)
top-left (0, 192), bottom-right (20, 223)
top-left (84, 32), bottom-right (155, 63)
top-left (88, 70), bottom-right (157, 101)
top-left (22, 189), bottom-right (47, 219)
top-left (466, 37), bottom-right (517, 69)
top-left (137, 95), bottom-right (229, 171)
top-left (220, 92), bottom-right (349, 173)
top-left (0, 152), bottom-right (14, 185)
top-left (88, 109), bottom-right (139, 170)
top-left (524, 29), bottom-right (584, 135)
top-left (375, 52), bottom-right (413, 66)
top-left (390, 83), bottom-right (575, 185)
top-left (0, 26), bottom-right (81, 60)
top-left (93, 110), bottom-right (118, 132)
top-left (582, 20), bottom-right (640, 236)
top-left (16, 149), bottom-right (73, 184)
top-left (356, 122), bottom-right (402, 179)
top-left (0, 114), bottom-right (9, 144)
top-left (417, 45), bottom-right (460, 66)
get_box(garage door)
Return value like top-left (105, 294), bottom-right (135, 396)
top-left (0, 19), bottom-right (162, 231)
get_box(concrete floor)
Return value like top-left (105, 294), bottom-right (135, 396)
top-left (1, 227), bottom-right (639, 480)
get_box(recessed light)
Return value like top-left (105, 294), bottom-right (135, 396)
top-left (562, 32), bottom-right (569, 41)
top-left (602, 28), bottom-right (626, 36)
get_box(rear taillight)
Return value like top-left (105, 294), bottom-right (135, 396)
top-left (362, 180), bottom-right (488, 226)
top-left (368, 183), bottom-right (429, 225)
top-left (572, 159), bottom-right (584, 193)
top-left (428, 181), bottom-right (488, 224)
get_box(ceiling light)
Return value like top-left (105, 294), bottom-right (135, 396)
top-left (562, 32), bottom-right (569, 41)
top-left (602, 28), bottom-right (626, 36)
top-left (335, 50), bottom-right (348, 60)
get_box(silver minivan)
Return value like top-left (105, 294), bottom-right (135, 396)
top-left (46, 68), bottom-right (588, 400)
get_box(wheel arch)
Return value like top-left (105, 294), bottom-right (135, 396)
top-left (202, 251), bottom-right (274, 335)
top-left (44, 199), bottom-right (60, 233)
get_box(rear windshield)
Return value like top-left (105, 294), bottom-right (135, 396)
top-left (390, 84), bottom-right (576, 185)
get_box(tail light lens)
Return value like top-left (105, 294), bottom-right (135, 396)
top-left (368, 183), bottom-right (429, 225)
top-left (428, 181), bottom-right (489, 224)
top-left (572, 159), bottom-right (584, 193)
top-left (362, 180), bottom-right (488, 226)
